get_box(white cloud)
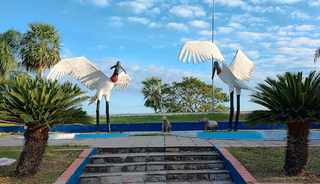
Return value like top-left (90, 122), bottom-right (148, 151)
top-left (87, 45), bottom-right (108, 50)
top-left (72, 0), bottom-right (109, 7)
top-left (259, 42), bottom-right (272, 48)
top-left (169, 5), bottom-right (206, 17)
top-left (128, 17), bottom-right (150, 24)
top-left (149, 7), bottom-right (160, 14)
top-left (119, 46), bottom-right (125, 49)
top-left (153, 45), bottom-right (166, 49)
top-left (229, 23), bottom-right (245, 30)
top-left (272, 0), bottom-right (303, 3)
top-left (309, 0), bottom-right (320, 6)
top-left (229, 14), bottom-right (267, 24)
top-left (296, 25), bottom-right (316, 31)
top-left (217, 27), bottom-right (234, 34)
top-left (189, 20), bottom-right (210, 29)
top-left (275, 37), bottom-right (320, 47)
top-left (117, 1), bottom-right (147, 14)
top-left (219, 43), bottom-right (243, 50)
top-left (108, 16), bottom-right (123, 27)
top-left (199, 30), bottom-right (212, 36)
top-left (167, 22), bottom-right (188, 31)
top-left (290, 10), bottom-right (311, 20)
top-left (237, 31), bottom-right (273, 40)
top-left (245, 50), bottom-right (260, 59)
top-left (60, 48), bottom-right (73, 59)
top-left (148, 22), bottom-right (161, 28)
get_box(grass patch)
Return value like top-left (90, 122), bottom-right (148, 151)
top-left (96, 113), bottom-right (247, 124)
top-left (226, 146), bottom-right (320, 183)
top-left (0, 113), bottom-right (247, 126)
top-left (0, 145), bottom-right (89, 184)
top-left (130, 133), bottom-right (174, 136)
top-left (0, 132), bottom-right (24, 137)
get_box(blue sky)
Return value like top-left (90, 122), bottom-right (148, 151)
top-left (1, 0), bottom-right (320, 115)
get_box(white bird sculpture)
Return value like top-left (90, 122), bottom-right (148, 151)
top-left (47, 56), bottom-right (131, 132)
top-left (178, 41), bottom-right (255, 131)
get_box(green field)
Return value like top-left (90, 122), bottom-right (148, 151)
top-left (0, 112), bottom-right (248, 126)
top-left (95, 113), bottom-right (248, 124)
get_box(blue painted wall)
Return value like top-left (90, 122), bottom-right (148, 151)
top-left (1, 122), bottom-right (320, 133)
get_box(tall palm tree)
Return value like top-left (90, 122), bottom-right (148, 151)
top-left (246, 71), bottom-right (320, 176)
top-left (0, 29), bottom-right (22, 79)
top-left (0, 75), bottom-right (91, 178)
top-left (314, 47), bottom-right (320, 63)
top-left (141, 77), bottom-right (168, 113)
top-left (20, 22), bottom-right (61, 77)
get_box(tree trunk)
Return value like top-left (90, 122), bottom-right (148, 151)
top-left (284, 121), bottom-right (310, 176)
top-left (14, 126), bottom-right (49, 178)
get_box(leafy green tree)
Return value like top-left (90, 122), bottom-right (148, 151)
top-left (0, 29), bottom-right (22, 79)
top-left (162, 77), bottom-right (229, 112)
top-left (141, 76), bottom-right (169, 113)
top-left (0, 75), bottom-right (91, 178)
top-left (246, 71), bottom-right (320, 176)
top-left (20, 22), bottom-right (61, 77)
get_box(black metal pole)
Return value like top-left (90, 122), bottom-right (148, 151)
top-left (96, 100), bottom-right (100, 132)
top-left (106, 101), bottom-right (111, 133)
top-left (212, 0), bottom-right (215, 112)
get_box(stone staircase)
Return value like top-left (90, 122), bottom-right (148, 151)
top-left (79, 146), bottom-right (234, 184)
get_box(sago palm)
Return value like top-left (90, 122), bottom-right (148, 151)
top-left (20, 22), bottom-right (61, 77)
top-left (246, 71), bottom-right (320, 176)
top-left (0, 75), bottom-right (91, 178)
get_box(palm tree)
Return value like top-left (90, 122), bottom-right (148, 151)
top-left (246, 71), bottom-right (320, 176)
top-left (20, 22), bottom-right (61, 77)
top-left (141, 77), bottom-right (168, 113)
top-left (314, 47), bottom-right (320, 63)
top-left (0, 75), bottom-right (91, 178)
top-left (0, 29), bottom-right (22, 79)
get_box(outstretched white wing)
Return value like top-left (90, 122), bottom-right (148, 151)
top-left (178, 41), bottom-right (226, 64)
top-left (228, 49), bottom-right (255, 81)
top-left (114, 71), bottom-right (131, 91)
top-left (47, 56), bottom-right (108, 91)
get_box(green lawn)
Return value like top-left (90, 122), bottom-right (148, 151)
top-left (0, 112), bottom-right (248, 126)
top-left (0, 145), bottom-right (89, 184)
top-left (95, 113), bottom-right (248, 124)
top-left (226, 146), bottom-right (320, 183)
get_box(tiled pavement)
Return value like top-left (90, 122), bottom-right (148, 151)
top-left (1, 135), bottom-right (319, 147)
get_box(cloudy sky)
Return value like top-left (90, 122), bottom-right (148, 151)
top-left (1, 0), bottom-right (320, 115)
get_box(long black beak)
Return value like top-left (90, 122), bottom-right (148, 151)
top-left (212, 61), bottom-right (218, 79)
top-left (110, 61), bottom-right (120, 70)
top-left (212, 67), bottom-right (216, 80)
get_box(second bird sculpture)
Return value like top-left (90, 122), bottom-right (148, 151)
top-left (178, 41), bottom-right (255, 131)
top-left (47, 56), bottom-right (131, 132)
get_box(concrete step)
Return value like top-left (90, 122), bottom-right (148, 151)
top-left (97, 146), bottom-right (216, 154)
top-left (84, 160), bottom-right (225, 173)
top-left (145, 181), bottom-right (234, 184)
top-left (90, 152), bottom-right (221, 164)
top-left (79, 169), bottom-right (231, 184)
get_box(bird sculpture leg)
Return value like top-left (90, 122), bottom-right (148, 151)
top-left (235, 95), bottom-right (240, 131)
top-left (228, 91), bottom-right (234, 131)
top-left (106, 101), bottom-right (111, 133)
top-left (96, 100), bottom-right (100, 132)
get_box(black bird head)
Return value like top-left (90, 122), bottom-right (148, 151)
top-left (212, 61), bottom-right (222, 79)
top-left (110, 61), bottom-right (126, 74)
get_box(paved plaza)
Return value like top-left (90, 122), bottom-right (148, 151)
top-left (0, 135), bottom-right (320, 148)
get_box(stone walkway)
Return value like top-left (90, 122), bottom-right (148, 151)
top-left (1, 135), bottom-right (320, 147)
